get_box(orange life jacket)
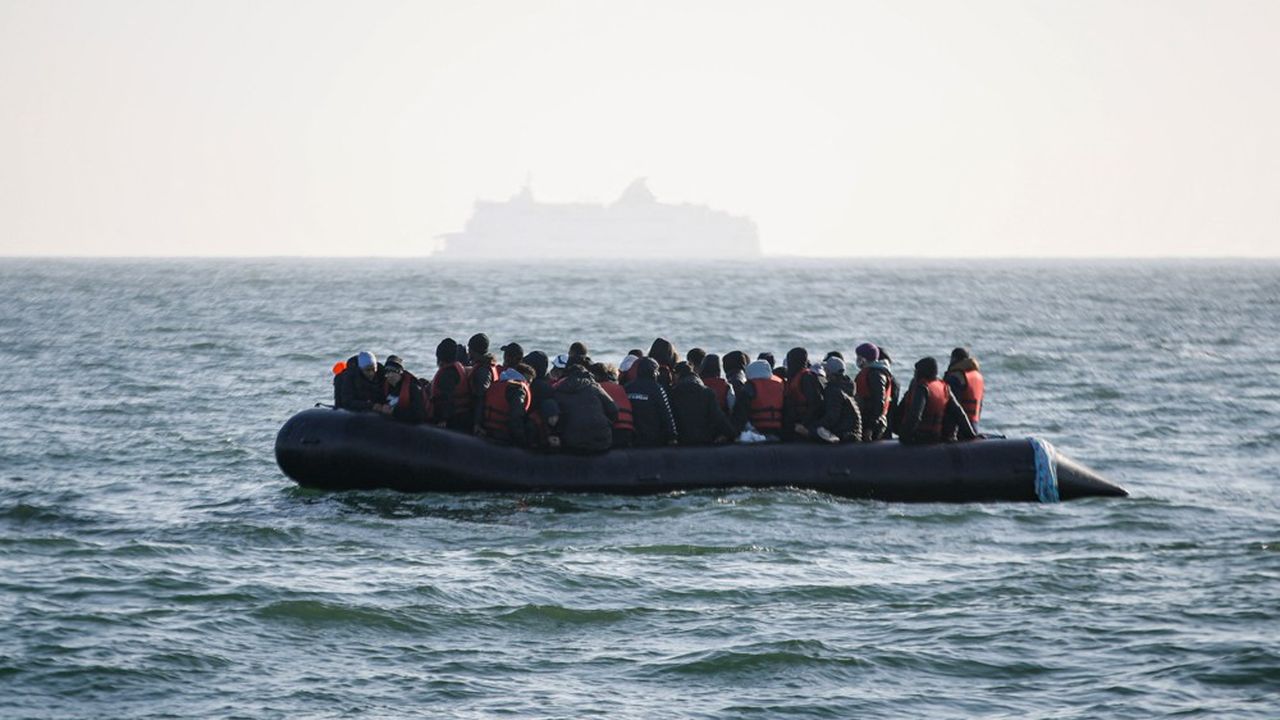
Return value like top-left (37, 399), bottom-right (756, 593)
top-left (855, 367), bottom-right (893, 416)
top-left (482, 379), bottom-right (531, 438)
top-left (703, 376), bottom-right (730, 414)
top-left (956, 369), bottom-right (984, 424)
top-left (430, 362), bottom-right (471, 418)
top-left (599, 381), bottom-right (634, 432)
top-left (784, 367), bottom-right (816, 420)
top-left (902, 378), bottom-right (950, 440)
top-left (748, 376), bottom-right (785, 431)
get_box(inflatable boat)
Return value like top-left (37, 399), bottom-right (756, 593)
top-left (275, 408), bottom-right (1127, 503)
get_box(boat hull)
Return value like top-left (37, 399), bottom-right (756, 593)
top-left (275, 409), bottom-right (1127, 503)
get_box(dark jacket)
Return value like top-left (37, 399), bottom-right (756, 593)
top-left (625, 376), bottom-right (677, 447)
top-left (669, 374), bottom-right (735, 445)
top-left (491, 381), bottom-right (533, 447)
top-left (898, 378), bottom-right (976, 444)
top-left (552, 366), bottom-right (618, 453)
top-left (382, 371), bottom-right (430, 424)
top-left (334, 357), bottom-right (383, 412)
top-left (469, 355), bottom-right (496, 430)
top-left (816, 373), bottom-right (862, 441)
top-left (782, 370), bottom-right (825, 438)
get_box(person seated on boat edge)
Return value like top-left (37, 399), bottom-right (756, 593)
top-left (853, 343), bottom-right (894, 442)
top-left (522, 350), bottom-right (560, 448)
top-left (670, 362), bottom-right (736, 446)
top-left (686, 348), bottom-right (707, 376)
top-left (698, 353), bottom-right (735, 415)
top-left (723, 350), bottom-right (750, 395)
top-left (590, 362), bottom-right (634, 448)
top-left (550, 356), bottom-right (618, 454)
top-left (430, 338), bottom-right (474, 432)
top-left (378, 356), bottom-right (430, 423)
top-left (811, 356), bottom-right (862, 443)
top-left (782, 347), bottom-right (826, 441)
top-left (625, 357), bottom-right (678, 447)
top-left (481, 363), bottom-right (535, 446)
top-left (898, 356), bottom-right (976, 445)
top-left (498, 342), bottom-right (524, 374)
top-left (648, 337), bottom-right (679, 389)
top-left (466, 333), bottom-right (499, 433)
top-left (732, 359), bottom-right (784, 440)
top-left (334, 351), bottom-right (386, 412)
top-left (944, 347), bottom-right (985, 433)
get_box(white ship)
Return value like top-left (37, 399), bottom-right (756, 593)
top-left (435, 179), bottom-right (760, 258)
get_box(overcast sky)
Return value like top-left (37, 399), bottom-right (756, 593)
top-left (1, 0), bottom-right (1277, 257)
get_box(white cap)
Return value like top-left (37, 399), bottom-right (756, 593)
top-left (619, 355), bottom-right (639, 373)
top-left (552, 353), bottom-right (570, 369)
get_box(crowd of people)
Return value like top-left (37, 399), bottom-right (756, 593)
top-left (331, 334), bottom-right (986, 454)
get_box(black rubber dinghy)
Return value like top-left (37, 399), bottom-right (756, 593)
top-left (275, 408), bottom-right (1127, 503)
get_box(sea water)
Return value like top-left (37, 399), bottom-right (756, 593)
top-left (1, 258), bottom-right (1277, 718)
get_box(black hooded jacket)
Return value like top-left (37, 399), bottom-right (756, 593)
top-left (624, 358), bottom-right (677, 447)
top-left (669, 374), bottom-right (735, 445)
top-left (334, 356), bottom-right (383, 412)
top-left (815, 372), bottom-right (862, 441)
top-left (552, 365), bottom-right (618, 453)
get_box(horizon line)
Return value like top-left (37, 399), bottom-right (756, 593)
top-left (2, 254), bottom-right (1279, 261)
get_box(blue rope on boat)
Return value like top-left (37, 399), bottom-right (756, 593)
top-left (1031, 438), bottom-right (1060, 504)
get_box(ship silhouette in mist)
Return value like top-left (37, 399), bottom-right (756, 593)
top-left (435, 179), bottom-right (760, 258)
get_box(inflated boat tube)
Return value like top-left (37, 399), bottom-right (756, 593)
top-left (275, 408), bottom-right (1128, 503)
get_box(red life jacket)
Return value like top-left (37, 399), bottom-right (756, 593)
top-left (956, 369), bottom-right (984, 424)
top-left (482, 379), bottom-right (531, 438)
top-left (703, 376), bottom-right (730, 414)
top-left (854, 367), bottom-right (893, 415)
top-left (902, 379), bottom-right (950, 440)
top-left (599, 381), bottom-right (634, 432)
top-left (748, 376), bottom-right (784, 431)
top-left (430, 362), bottom-right (471, 418)
top-left (784, 367), bottom-right (816, 420)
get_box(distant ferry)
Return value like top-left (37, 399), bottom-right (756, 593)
top-left (435, 179), bottom-right (760, 259)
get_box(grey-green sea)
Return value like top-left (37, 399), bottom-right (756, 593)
top-left (2, 258), bottom-right (1278, 719)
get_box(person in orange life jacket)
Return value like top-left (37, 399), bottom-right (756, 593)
top-left (723, 351), bottom-right (750, 394)
top-left (898, 357), bottom-right (976, 444)
top-left (465, 333), bottom-right (498, 434)
top-left (812, 356), bottom-right (862, 443)
top-left (590, 362), bottom-right (635, 448)
top-left (551, 356), bottom-right (618, 454)
top-left (944, 347), bottom-right (985, 432)
top-left (782, 347), bottom-right (825, 440)
top-left (481, 363), bottom-right (535, 446)
top-left (852, 342), bottom-right (894, 441)
top-left (334, 351), bottom-right (386, 412)
top-left (498, 342), bottom-right (524, 373)
top-left (624, 357), bottom-right (678, 447)
top-left (669, 362), bottom-right (736, 445)
top-left (430, 338), bottom-right (473, 431)
top-left (698, 353), bottom-right (735, 415)
top-left (378, 356), bottom-right (429, 423)
top-left (521, 351), bottom-right (561, 447)
top-left (648, 337), bottom-right (678, 389)
top-left (686, 348), bottom-right (707, 375)
top-left (731, 359), bottom-right (785, 439)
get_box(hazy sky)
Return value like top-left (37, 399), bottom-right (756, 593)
top-left (2, 0), bottom-right (1277, 257)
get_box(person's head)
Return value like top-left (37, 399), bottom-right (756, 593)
top-left (515, 363), bottom-right (535, 383)
top-left (914, 356), bottom-right (939, 380)
top-left (619, 354), bottom-right (639, 376)
top-left (823, 356), bottom-right (846, 377)
top-left (357, 351), bottom-right (378, 380)
top-left (700, 353), bottom-right (722, 379)
top-left (950, 347), bottom-right (971, 365)
top-left (757, 351), bottom-right (775, 369)
top-left (501, 342), bottom-right (524, 368)
top-left (467, 333), bottom-right (490, 361)
top-left (435, 339), bottom-right (457, 366)
top-left (723, 350), bottom-right (748, 375)
top-left (649, 337), bottom-right (676, 367)
top-left (588, 361), bottom-right (607, 383)
top-left (522, 351), bottom-right (549, 379)
top-left (673, 361), bottom-right (695, 381)
top-left (569, 341), bottom-right (589, 359)
top-left (635, 357), bottom-right (658, 380)
top-left (383, 356), bottom-right (404, 385)
top-left (627, 348), bottom-right (645, 358)
top-left (686, 347), bottom-right (706, 371)
top-left (746, 359), bottom-right (773, 381)
top-left (567, 354), bottom-right (592, 370)
top-left (824, 350), bottom-right (844, 362)
top-left (855, 342), bottom-right (879, 368)
top-left (785, 347), bottom-right (810, 375)
top-left (549, 353), bottom-right (569, 380)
